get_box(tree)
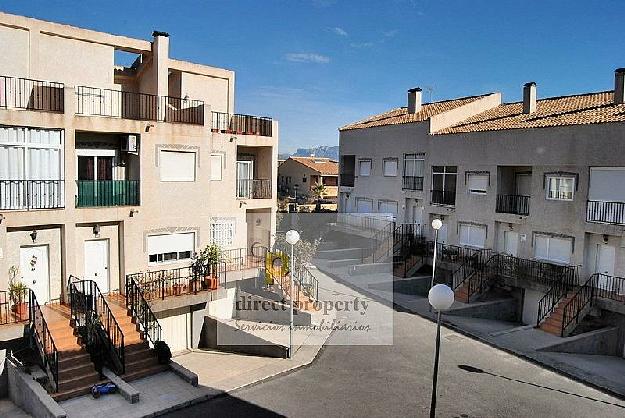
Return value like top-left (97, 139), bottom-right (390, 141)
top-left (311, 182), bottom-right (327, 211)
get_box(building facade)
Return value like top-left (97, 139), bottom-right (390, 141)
top-left (278, 156), bottom-right (338, 202)
top-left (0, 12), bottom-right (277, 318)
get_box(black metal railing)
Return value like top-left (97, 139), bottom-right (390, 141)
top-left (536, 279), bottom-right (572, 327)
top-left (236, 178), bottom-right (272, 199)
top-left (431, 189), bottom-right (456, 206)
top-left (402, 176), bottom-right (424, 191)
top-left (593, 273), bottom-right (625, 302)
top-left (68, 277), bottom-right (125, 375)
top-left (221, 247), bottom-right (266, 271)
top-left (28, 290), bottom-right (59, 391)
top-left (125, 276), bottom-right (162, 345)
top-left (340, 173), bottom-right (355, 187)
top-left (0, 180), bottom-right (64, 210)
top-left (464, 255), bottom-right (499, 302)
top-left (0, 288), bottom-right (29, 325)
top-left (294, 263), bottom-right (319, 301)
top-left (560, 275), bottom-right (596, 336)
top-left (76, 180), bottom-right (139, 208)
top-left (496, 194), bottom-right (530, 216)
top-left (586, 200), bottom-right (625, 225)
top-left (496, 254), bottom-right (578, 288)
top-left (212, 112), bottom-right (272, 136)
top-left (76, 86), bottom-right (204, 125)
top-left (1, 75), bottom-right (64, 112)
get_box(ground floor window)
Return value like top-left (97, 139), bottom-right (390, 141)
top-left (147, 232), bottom-right (195, 264)
top-left (458, 223), bottom-right (487, 248)
top-left (534, 234), bottom-right (572, 264)
top-left (211, 219), bottom-right (236, 247)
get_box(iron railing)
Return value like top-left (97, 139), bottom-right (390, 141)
top-left (0, 180), bottom-right (64, 210)
top-left (76, 180), bottom-right (140, 207)
top-left (0, 75), bottom-right (64, 112)
top-left (221, 247), bottom-right (266, 271)
top-left (560, 275), bottom-right (596, 336)
top-left (536, 279), bottom-right (572, 327)
top-left (496, 254), bottom-right (578, 288)
top-left (402, 176), bottom-right (424, 191)
top-left (236, 178), bottom-right (272, 199)
top-left (294, 263), bottom-right (319, 301)
top-left (593, 273), bottom-right (625, 302)
top-left (496, 194), bottom-right (530, 216)
top-left (125, 276), bottom-right (162, 345)
top-left (28, 290), bottom-right (59, 391)
top-left (0, 288), bottom-right (29, 325)
top-left (76, 86), bottom-right (204, 125)
top-left (212, 112), bottom-right (273, 136)
top-left (431, 189), bottom-right (456, 206)
top-left (68, 277), bottom-right (125, 375)
top-left (339, 173), bottom-right (355, 187)
top-left (586, 200), bottom-right (625, 225)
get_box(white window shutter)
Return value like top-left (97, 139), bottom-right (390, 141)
top-left (210, 154), bottom-right (223, 181)
top-left (160, 150), bottom-right (196, 182)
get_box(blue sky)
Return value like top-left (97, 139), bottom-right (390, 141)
top-left (2, 0), bottom-right (625, 152)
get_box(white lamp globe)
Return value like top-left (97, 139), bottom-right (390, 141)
top-left (285, 230), bottom-right (300, 245)
top-left (428, 284), bottom-right (455, 311)
top-left (431, 219), bottom-right (443, 230)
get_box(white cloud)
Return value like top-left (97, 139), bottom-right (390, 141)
top-left (350, 42), bottom-right (375, 48)
top-left (285, 53), bottom-right (330, 64)
top-left (331, 27), bottom-right (348, 36)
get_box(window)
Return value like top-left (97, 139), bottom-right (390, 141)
top-left (356, 198), bottom-right (373, 213)
top-left (0, 127), bottom-right (63, 181)
top-left (210, 219), bottom-right (235, 247)
top-left (147, 232), bottom-right (195, 264)
top-left (210, 153), bottom-right (223, 181)
top-left (359, 159), bottom-right (372, 177)
top-left (159, 150), bottom-right (196, 182)
top-left (302, 177), bottom-right (307, 183)
top-left (403, 154), bottom-right (424, 177)
top-left (458, 224), bottom-right (487, 248)
top-left (546, 176), bottom-right (574, 200)
top-left (378, 200), bottom-right (398, 217)
top-left (383, 159), bottom-right (398, 177)
top-left (467, 173), bottom-right (489, 194)
top-left (534, 234), bottom-right (572, 264)
top-left (432, 166), bottom-right (457, 205)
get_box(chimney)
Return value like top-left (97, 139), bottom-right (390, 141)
top-left (523, 82), bottom-right (537, 114)
top-left (615, 68), bottom-right (625, 104)
top-left (407, 87), bottom-right (422, 114)
top-left (152, 31), bottom-right (170, 97)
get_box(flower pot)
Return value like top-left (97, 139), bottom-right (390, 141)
top-left (12, 302), bottom-right (28, 320)
top-left (209, 276), bottom-right (218, 290)
top-left (172, 284), bottom-right (182, 296)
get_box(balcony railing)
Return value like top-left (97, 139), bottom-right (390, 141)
top-left (496, 254), bottom-right (578, 288)
top-left (339, 173), bottom-right (355, 187)
top-left (402, 176), bottom-right (424, 191)
top-left (496, 194), bottom-right (530, 216)
top-left (0, 180), bottom-right (64, 210)
top-left (431, 189), bottom-right (456, 206)
top-left (236, 178), bottom-right (272, 199)
top-left (0, 75), bottom-right (64, 112)
top-left (76, 180), bottom-right (139, 208)
top-left (593, 273), bottom-right (625, 302)
top-left (212, 112), bottom-right (272, 136)
top-left (586, 200), bottom-right (625, 225)
top-left (76, 86), bottom-right (204, 125)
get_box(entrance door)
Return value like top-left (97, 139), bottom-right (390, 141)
top-left (236, 161), bottom-right (253, 198)
top-left (504, 231), bottom-right (519, 256)
top-left (515, 173), bottom-right (532, 196)
top-left (595, 244), bottom-right (616, 289)
top-left (436, 223), bottom-right (448, 244)
top-left (20, 245), bottom-right (49, 302)
top-left (84, 239), bottom-right (110, 293)
top-left (410, 202), bottom-right (423, 225)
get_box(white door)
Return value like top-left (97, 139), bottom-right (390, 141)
top-left (236, 161), bottom-right (253, 198)
top-left (410, 203), bottom-right (423, 225)
top-left (516, 173), bottom-right (532, 196)
top-left (159, 312), bottom-right (189, 353)
top-left (20, 246), bottom-right (50, 303)
top-left (504, 231), bottom-right (519, 256)
top-left (437, 223), bottom-right (448, 244)
top-left (84, 239), bottom-right (110, 293)
top-left (595, 244), bottom-right (616, 290)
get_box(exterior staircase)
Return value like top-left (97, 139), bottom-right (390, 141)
top-left (106, 293), bottom-right (168, 381)
top-left (538, 291), bottom-right (577, 336)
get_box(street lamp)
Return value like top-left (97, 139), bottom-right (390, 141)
top-left (430, 219), bottom-right (443, 289)
top-left (285, 229), bottom-right (300, 359)
top-left (428, 284), bottom-right (455, 418)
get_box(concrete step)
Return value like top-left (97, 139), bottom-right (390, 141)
top-left (123, 364), bottom-right (169, 383)
top-left (326, 258), bottom-right (362, 268)
top-left (349, 262), bottom-right (392, 276)
top-left (316, 248), bottom-right (366, 260)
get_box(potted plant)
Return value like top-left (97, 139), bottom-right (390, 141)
top-left (193, 244), bottom-right (221, 290)
top-left (8, 266), bottom-right (28, 320)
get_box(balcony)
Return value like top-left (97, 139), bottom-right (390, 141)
top-left (0, 75), bottom-right (64, 113)
top-left (339, 173), bottom-right (355, 187)
top-left (236, 179), bottom-right (272, 199)
top-left (431, 189), bottom-right (456, 206)
top-left (76, 180), bottom-right (140, 208)
top-left (76, 86), bottom-right (204, 125)
top-left (402, 176), bottom-right (424, 191)
top-left (212, 112), bottom-right (272, 136)
top-left (496, 194), bottom-right (530, 216)
top-left (0, 180), bottom-right (64, 210)
top-left (587, 200), bottom-right (625, 225)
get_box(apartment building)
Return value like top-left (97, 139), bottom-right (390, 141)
top-left (0, 12), bottom-right (277, 398)
top-left (339, 72), bottom-right (625, 344)
top-left (278, 156), bottom-right (338, 201)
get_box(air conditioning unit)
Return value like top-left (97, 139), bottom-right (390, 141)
top-left (122, 134), bottom-right (138, 154)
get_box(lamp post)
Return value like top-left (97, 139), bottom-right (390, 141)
top-left (428, 283), bottom-right (455, 418)
top-left (430, 219), bottom-right (443, 289)
top-left (285, 229), bottom-right (300, 359)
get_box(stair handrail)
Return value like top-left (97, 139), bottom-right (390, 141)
top-left (125, 275), bottom-right (162, 345)
top-left (363, 220), bottom-right (395, 264)
top-left (294, 262), bottom-right (319, 301)
top-left (560, 274), bottom-right (597, 337)
top-left (68, 277), bottom-right (125, 375)
top-left (28, 289), bottom-right (59, 391)
top-left (536, 279), bottom-right (572, 327)
top-left (465, 253), bottom-right (500, 302)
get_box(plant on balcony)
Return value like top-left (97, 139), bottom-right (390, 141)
top-left (193, 244), bottom-right (222, 290)
top-left (8, 266), bottom-right (28, 319)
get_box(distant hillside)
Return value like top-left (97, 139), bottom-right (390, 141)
top-left (292, 146), bottom-right (339, 160)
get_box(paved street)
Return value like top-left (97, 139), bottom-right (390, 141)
top-left (164, 273), bottom-right (625, 418)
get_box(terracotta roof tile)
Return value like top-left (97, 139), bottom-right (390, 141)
top-left (339, 95), bottom-right (488, 131)
top-left (437, 91), bottom-right (625, 134)
top-left (290, 157), bottom-right (338, 175)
